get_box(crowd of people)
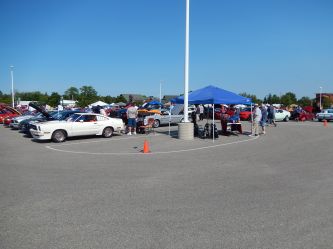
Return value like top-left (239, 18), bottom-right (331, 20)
top-left (250, 104), bottom-right (277, 137)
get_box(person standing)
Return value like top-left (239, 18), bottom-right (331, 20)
top-left (126, 104), bottom-right (138, 135)
top-left (250, 104), bottom-right (262, 136)
top-left (199, 104), bottom-right (204, 120)
top-left (195, 105), bottom-right (200, 122)
top-left (100, 107), bottom-right (107, 116)
top-left (271, 106), bottom-right (277, 127)
top-left (260, 104), bottom-right (268, 134)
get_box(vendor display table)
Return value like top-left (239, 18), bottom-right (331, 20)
top-left (227, 122), bottom-right (242, 134)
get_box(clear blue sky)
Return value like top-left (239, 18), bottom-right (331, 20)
top-left (1, 0), bottom-right (333, 99)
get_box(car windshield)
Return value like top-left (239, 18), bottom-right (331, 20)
top-left (51, 111), bottom-right (71, 120)
top-left (66, 113), bottom-right (81, 122)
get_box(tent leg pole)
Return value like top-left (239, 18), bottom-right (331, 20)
top-left (213, 104), bottom-right (215, 142)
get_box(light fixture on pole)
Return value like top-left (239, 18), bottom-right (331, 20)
top-left (10, 65), bottom-right (15, 108)
top-left (319, 86), bottom-right (322, 110)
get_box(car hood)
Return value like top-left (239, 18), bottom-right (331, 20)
top-left (13, 115), bottom-right (35, 121)
top-left (29, 103), bottom-right (52, 118)
top-left (38, 120), bottom-right (67, 125)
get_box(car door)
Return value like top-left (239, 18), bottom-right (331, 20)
top-left (275, 109), bottom-right (283, 121)
top-left (72, 114), bottom-right (101, 136)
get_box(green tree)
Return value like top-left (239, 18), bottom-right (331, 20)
top-left (239, 92), bottom-right (262, 104)
top-left (280, 92), bottom-right (297, 107)
top-left (297, 96), bottom-right (312, 107)
top-left (0, 91), bottom-right (11, 104)
top-left (48, 92), bottom-right (61, 107)
top-left (64, 86), bottom-right (79, 100)
top-left (78, 85), bottom-right (98, 107)
top-left (16, 91), bottom-right (47, 103)
top-left (101, 95), bottom-right (115, 104)
top-left (264, 93), bottom-right (281, 104)
top-left (114, 95), bottom-right (127, 103)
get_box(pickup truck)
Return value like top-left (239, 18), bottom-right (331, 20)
top-left (316, 109), bottom-right (333, 121)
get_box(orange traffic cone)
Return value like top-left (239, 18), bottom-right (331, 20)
top-left (324, 120), bottom-right (328, 127)
top-left (143, 139), bottom-right (150, 153)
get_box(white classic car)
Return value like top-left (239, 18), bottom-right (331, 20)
top-left (275, 109), bottom-right (291, 122)
top-left (30, 113), bottom-right (125, 142)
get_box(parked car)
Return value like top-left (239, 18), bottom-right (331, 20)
top-left (10, 112), bottom-right (36, 129)
top-left (274, 109), bottom-right (291, 121)
top-left (239, 107), bottom-right (252, 120)
top-left (3, 116), bottom-right (14, 126)
top-left (0, 105), bottom-right (21, 123)
top-left (20, 110), bottom-right (79, 135)
top-left (137, 108), bottom-right (186, 128)
top-left (316, 109), bottom-right (333, 121)
top-left (30, 113), bottom-right (125, 142)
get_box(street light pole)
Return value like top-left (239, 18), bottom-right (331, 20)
top-left (183, 0), bottom-right (190, 122)
top-left (10, 65), bottom-right (15, 108)
top-left (319, 86), bottom-right (323, 111)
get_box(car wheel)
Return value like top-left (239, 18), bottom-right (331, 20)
top-left (102, 127), bottom-right (113, 138)
top-left (318, 119), bottom-right (322, 122)
top-left (52, 130), bottom-right (67, 143)
top-left (284, 116), bottom-right (289, 122)
top-left (153, 119), bottom-right (160, 128)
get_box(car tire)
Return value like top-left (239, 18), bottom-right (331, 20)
top-left (102, 127), bottom-right (113, 138)
top-left (284, 116), bottom-right (289, 122)
top-left (153, 119), bottom-right (160, 128)
top-left (318, 119), bottom-right (322, 122)
top-left (52, 130), bottom-right (67, 143)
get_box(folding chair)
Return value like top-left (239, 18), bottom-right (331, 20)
top-left (139, 117), bottom-right (155, 134)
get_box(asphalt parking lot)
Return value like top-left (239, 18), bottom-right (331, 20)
top-left (0, 121), bottom-right (332, 249)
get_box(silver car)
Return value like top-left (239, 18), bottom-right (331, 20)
top-left (316, 109), bottom-right (333, 121)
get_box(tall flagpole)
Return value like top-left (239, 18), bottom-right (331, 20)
top-left (10, 66), bottom-right (15, 108)
top-left (183, 0), bottom-right (190, 122)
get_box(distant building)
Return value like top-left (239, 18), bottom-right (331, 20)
top-left (120, 94), bottom-right (146, 103)
top-left (62, 100), bottom-right (77, 107)
top-left (315, 93), bottom-right (333, 107)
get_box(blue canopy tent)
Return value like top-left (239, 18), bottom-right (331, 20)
top-left (173, 85), bottom-right (252, 141)
top-left (173, 85), bottom-right (252, 105)
top-left (147, 100), bottom-right (163, 105)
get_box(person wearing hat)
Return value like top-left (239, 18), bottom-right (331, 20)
top-left (250, 103), bottom-right (262, 136)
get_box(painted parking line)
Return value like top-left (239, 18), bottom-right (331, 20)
top-left (48, 133), bottom-right (162, 147)
top-left (45, 135), bottom-right (259, 156)
top-left (276, 121), bottom-right (331, 127)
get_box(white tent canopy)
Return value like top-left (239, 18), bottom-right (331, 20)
top-left (89, 101), bottom-right (109, 107)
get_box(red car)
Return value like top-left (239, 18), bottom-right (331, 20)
top-left (239, 107), bottom-right (252, 120)
top-left (298, 112), bottom-right (315, 121)
top-left (3, 116), bottom-right (13, 126)
top-left (0, 104), bottom-right (21, 124)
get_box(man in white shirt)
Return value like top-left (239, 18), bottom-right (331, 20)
top-left (250, 104), bottom-right (262, 136)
